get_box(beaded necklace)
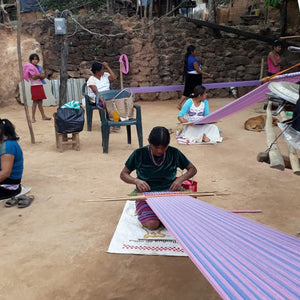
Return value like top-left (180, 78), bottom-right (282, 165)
top-left (148, 146), bottom-right (166, 167)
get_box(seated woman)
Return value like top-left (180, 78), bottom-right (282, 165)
top-left (87, 61), bottom-right (117, 107)
top-left (120, 126), bottom-right (197, 230)
top-left (177, 85), bottom-right (222, 144)
top-left (0, 119), bottom-right (24, 200)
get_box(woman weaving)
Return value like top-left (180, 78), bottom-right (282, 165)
top-left (177, 85), bottom-right (222, 144)
top-left (120, 126), bottom-right (197, 230)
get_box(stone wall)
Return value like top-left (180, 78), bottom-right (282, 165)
top-left (21, 13), bottom-right (299, 101)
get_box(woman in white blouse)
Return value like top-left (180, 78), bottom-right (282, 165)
top-left (87, 61), bottom-right (117, 107)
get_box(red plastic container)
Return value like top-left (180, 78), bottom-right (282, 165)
top-left (182, 179), bottom-right (197, 192)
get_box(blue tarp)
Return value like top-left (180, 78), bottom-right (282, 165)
top-left (20, 0), bottom-right (40, 13)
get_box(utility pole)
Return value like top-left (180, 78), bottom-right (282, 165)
top-left (55, 10), bottom-right (68, 106)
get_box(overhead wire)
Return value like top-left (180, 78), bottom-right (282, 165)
top-left (36, 0), bottom-right (184, 38)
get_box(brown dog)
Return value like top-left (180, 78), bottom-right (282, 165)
top-left (244, 115), bottom-right (278, 132)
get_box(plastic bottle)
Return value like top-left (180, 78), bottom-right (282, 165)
top-left (113, 110), bottom-right (119, 122)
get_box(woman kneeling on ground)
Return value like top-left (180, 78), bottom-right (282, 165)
top-left (0, 119), bottom-right (24, 200)
top-left (177, 85), bottom-right (222, 144)
top-left (120, 126), bottom-right (197, 230)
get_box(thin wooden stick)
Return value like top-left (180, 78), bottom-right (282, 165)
top-left (17, 0), bottom-right (35, 144)
top-left (260, 62), bottom-right (300, 83)
top-left (260, 57), bottom-right (264, 80)
top-left (280, 35), bottom-right (300, 39)
top-left (230, 210), bottom-right (262, 213)
top-left (85, 192), bottom-right (230, 202)
top-left (98, 190), bottom-right (219, 200)
top-left (120, 62), bottom-right (123, 89)
top-left (178, 121), bottom-right (194, 126)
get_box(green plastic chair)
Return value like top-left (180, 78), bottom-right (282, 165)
top-left (95, 90), bottom-right (143, 153)
top-left (82, 83), bottom-right (111, 131)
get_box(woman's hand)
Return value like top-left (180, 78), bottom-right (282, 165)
top-left (207, 73), bottom-right (213, 78)
top-left (103, 62), bottom-right (117, 81)
top-left (178, 116), bottom-right (188, 124)
top-left (135, 179), bottom-right (151, 193)
top-left (120, 166), bottom-right (150, 192)
top-left (169, 178), bottom-right (184, 191)
top-left (169, 163), bottom-right (197, 192)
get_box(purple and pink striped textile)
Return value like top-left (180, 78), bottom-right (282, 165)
top-left (194, 72), bottom-right (300, 125)
top-left (135, 200), bottom-right (159, 224)
top-left (146, 195), bottom-right (300, 300)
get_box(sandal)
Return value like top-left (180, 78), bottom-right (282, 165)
top-left (5, 196), bottom-right (19, 208)
top-left (17, 195), bottom-right (34, 208)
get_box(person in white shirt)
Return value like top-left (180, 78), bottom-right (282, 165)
top-left (87, 61), bottom-right (117, 107)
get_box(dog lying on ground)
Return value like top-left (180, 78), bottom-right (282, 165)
top-left (244, 115), bottom-right (278, 132)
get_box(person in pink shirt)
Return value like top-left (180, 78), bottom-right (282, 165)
top-left (23, 53), bottom-right (51, 123)
top-left (267, 40), bottom-right (282, 76)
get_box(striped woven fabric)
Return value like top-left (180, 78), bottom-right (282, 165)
top-left (194, 72), bottom-right (300, 125)
top-left (147, 195), bottom-right (300, 300)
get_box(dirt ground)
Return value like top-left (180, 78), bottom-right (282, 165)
top-left (0, 98), bottom-right (299, 300)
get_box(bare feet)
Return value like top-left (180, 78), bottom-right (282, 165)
top-left (32, 119), bottom-right (36, 123)
top-left (202, 133), bottom-right (210, 143)
top-left (42, 116), bottom-right (51, 120)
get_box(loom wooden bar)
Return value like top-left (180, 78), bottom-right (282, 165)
top-left (266, 102), bottom-right (285, 170)
top-left (85, 192), bottom-right (229, 202)
top-left (279, 111), bottom-right (300, 175)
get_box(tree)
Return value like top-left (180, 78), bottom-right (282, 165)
top-left (279, 0), bottom-right (287, 36)
top-left (263, 0), bottom-right (287, 36)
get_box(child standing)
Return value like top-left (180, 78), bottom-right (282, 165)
top-left (267, 40), bottom-right (282, 76)
top-left (23, 53), bottom-right (51, 123)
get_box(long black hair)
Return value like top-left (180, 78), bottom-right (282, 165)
top-left (148, 126), bottom-right (170, 147)
top-left (0, 119), bottom-right (19, 141)
top-left (183, 45), bottom-right (196, 76)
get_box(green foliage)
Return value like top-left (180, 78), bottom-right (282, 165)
top-left (263, 0), bottom-right (280, 8)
